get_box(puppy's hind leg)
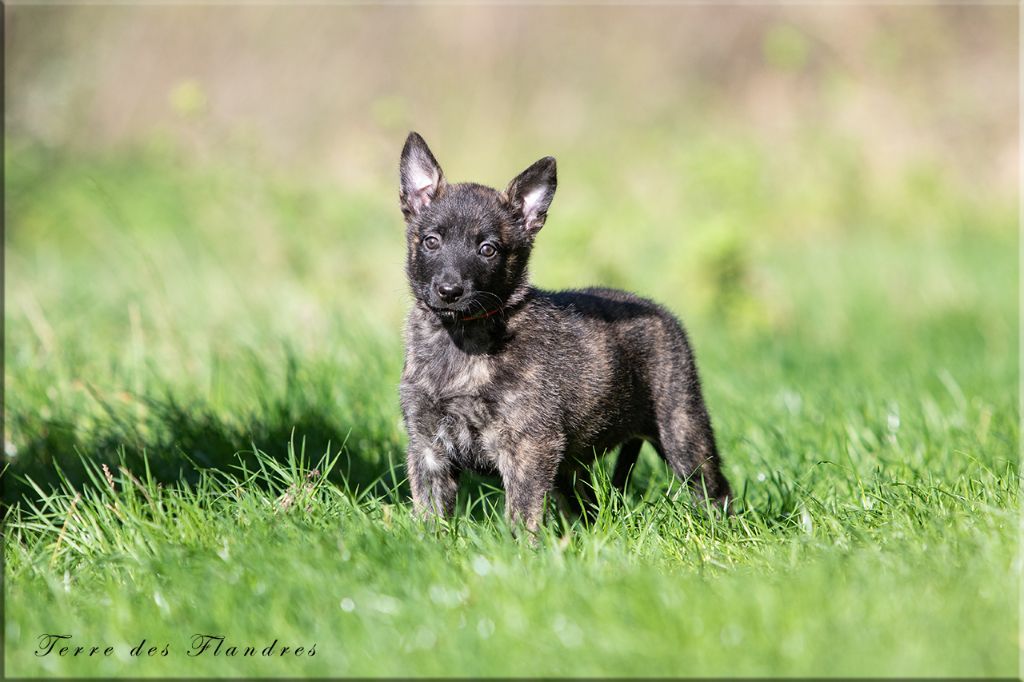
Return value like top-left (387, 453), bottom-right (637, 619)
top-left (554, 468), bottom-right (594, 523)
top-left (654, 397), bottom-right (732, 512)
top-left (611, 439), bottom-right (643, 493)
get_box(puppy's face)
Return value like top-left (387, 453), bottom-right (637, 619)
top-left (399, 133), bottom-right (556, 322)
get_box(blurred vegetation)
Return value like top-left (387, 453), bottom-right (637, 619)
top-left (2, 4), bottom-right (1018, 677)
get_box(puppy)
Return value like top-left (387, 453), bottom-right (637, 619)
top-left (398, 132), bottom-right (732, 532)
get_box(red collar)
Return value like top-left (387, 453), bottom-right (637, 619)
top-left (461, 307), bottom-right (502, 322)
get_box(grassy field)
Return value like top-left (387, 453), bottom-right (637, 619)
top-left (3, 123), bottom-right (1018, 678)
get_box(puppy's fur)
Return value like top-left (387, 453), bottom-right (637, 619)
top-left (398, 132), bottom-right (731, 531)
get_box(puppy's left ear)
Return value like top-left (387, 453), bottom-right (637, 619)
top-left (506, 156), bottom-right (557, 234)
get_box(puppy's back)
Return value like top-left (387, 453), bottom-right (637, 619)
top-left (540, 287), bottom-right (691, 355)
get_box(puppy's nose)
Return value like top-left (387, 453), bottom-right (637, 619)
top-left (436, 283), bottom-right (464, 303)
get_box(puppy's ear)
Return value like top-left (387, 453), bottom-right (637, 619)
top-left (506, 156), bottom-right (557, 235)
top-left (400, 132), bottom-right (446, 220)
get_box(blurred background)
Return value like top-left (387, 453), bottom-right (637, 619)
top-left (3, 4), bottom-right (1017, 502)
top-left (7, 5), bottom-right (1018, 187)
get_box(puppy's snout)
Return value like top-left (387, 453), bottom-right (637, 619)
top-left (436, 283), bottom-right (465, 303)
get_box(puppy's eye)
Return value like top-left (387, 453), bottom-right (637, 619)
top-left (478, 243), bottom-right (497, 258)
top-left (423, 235), bottom-right (441, 250)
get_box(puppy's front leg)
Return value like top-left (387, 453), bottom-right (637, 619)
top-left (498, 435), bottom-right (563, 535)
top-left (406, 435), bottom-right (459, 519)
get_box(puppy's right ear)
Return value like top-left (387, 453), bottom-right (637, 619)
top-left (400, 132), bottom-right (446, 220)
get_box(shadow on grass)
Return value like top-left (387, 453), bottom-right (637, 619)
top-left (2, 394), bottom-right (406, 509)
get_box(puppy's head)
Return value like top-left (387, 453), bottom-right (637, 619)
top-left (399, 132), bottom-right (556, 323)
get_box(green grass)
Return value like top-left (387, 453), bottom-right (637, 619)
top-left (3, 133), bottom-right (1019, 677)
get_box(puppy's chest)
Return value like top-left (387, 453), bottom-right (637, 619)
top-left (406, 350), bottom-right (507, 470)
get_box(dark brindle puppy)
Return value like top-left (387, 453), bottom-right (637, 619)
top-left (398, 132), bottom-right (732, 532)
